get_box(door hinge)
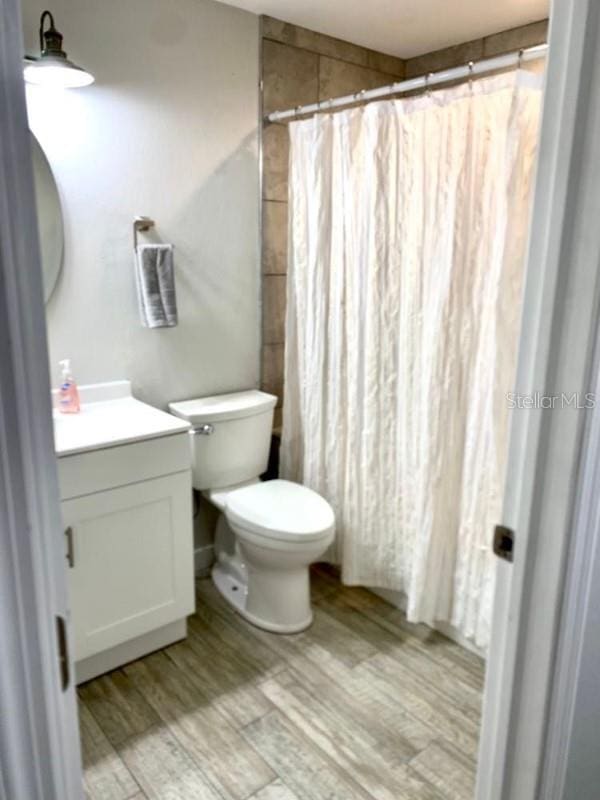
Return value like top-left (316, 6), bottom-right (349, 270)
top-left (56, 615), bottom-right (70, 691)
top-left (493, 524), bottom-right (515, 563)
top-left (65, 526), bottom-right (74, 568)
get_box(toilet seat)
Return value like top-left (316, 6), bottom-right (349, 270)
top-left (225, 479), bottom-right (334, 543)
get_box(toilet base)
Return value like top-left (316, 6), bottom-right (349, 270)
top-left (211, 562), bottom-right (313, 634)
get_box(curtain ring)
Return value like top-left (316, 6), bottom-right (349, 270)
top-left (425, 72), bottom-right (432, 95)
top-left (518, 48), bottom-right (524, 69)
top-left (468, 61), bottom-right (474, 91)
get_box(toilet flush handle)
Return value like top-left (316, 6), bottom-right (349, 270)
top-left (193, 423), bottom-right (214, 436)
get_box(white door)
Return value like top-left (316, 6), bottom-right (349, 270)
top-left (63, 473), bottom-right (194, 661)
top-left (477, 1), bottom-right (600, 797)
top-left (0, 1), bottom-right (83, 799)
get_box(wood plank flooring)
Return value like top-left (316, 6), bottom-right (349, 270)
top-left (78, 564), bottom-right (484, 800)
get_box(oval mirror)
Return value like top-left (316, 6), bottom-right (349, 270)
top-left (31, 132), bottom-right (64, 303)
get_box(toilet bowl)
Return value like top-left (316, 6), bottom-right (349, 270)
top-left (209, 479), bottom-right (334, 632)
top-left (168, 390), bottom-right (335, 633)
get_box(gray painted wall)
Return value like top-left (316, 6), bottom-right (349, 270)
top-left (23, 0), bottom-right (260, 409)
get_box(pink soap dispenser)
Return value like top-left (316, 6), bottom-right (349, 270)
top-left (58, 359), bottom-right (81, 414)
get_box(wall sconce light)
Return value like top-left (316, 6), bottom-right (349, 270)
top-left (24, 10), bottom-right (94, 88)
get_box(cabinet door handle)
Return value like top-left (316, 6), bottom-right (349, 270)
top-left (65, 526), bottom-right (75, 568)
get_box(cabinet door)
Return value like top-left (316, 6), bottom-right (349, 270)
top-left (62, 472), bottom-right (194, 662)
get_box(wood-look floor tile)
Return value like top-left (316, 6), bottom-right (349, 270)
top-left (79, 672), bottom-right (159, 747)
top-left (194, 584), bottom-right (287, 675)
top-left (124, 652), bottom-right (274, 799)
top-left (188, 609), bottom-right (284, 677)
top-left (297, 604), bottom-right (377, 667)
top-left (260, 671), bottom-right (442, 800)
top-left (315, 592), bottom-right (482, 718)
top-left (118, 725), bottom-right (225, 800)
top-left (410, 741), bottom-right (477, 800)
top-left (274, 639), bottom-right (435, 755)
top-left (357, 657), bottom-right (480, 759)
top-left (196, 576), bottom-right (438, 755)
top-left (79, 702), bottom-right (140, 800)
top-left (372, 609), bottom-right (485, 691)
top-left (198, 579), bottom-right (370, 674)
top-left (165, 638), bottom-right (273, 729)
top-left (312, 570), bottom-right (485, 690)
top-left (80, 573), bottom-right (483, 800)
top-left (249, 779), bottom-right (300, 799)
top-left (242, 710), bottom-right (371, 800)
top-left (201, 575), bottom-right (478, 764)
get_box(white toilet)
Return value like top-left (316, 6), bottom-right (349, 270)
top-left (169, 390), bottom-right (335, 633)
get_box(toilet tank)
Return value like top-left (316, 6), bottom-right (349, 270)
top-left (169, 390), bottom-right (277, 490)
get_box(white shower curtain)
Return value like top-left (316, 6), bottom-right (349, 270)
top-left (280, 71), bottom-right (542, 649)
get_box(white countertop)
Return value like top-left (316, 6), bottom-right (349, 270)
top-left (53, 381), bottom-right (190, 457)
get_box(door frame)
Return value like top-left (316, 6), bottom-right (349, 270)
top-left (0, 0), bottom-right (83, 798)
top-left (477, 1), bottom-right (600, 797)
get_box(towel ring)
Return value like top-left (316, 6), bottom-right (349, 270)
top-left (133, 216), bottom-right (155, 250)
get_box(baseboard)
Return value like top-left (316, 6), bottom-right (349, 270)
top-left (75, 618), bottom-right (187, 684)
top-left (194, 544), bottom-right (214, 577)
top-left (370, 586), bottom-right (485, 658)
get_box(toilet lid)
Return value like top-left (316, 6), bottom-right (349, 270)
top-left (225, 479), bottom-right (335, 543)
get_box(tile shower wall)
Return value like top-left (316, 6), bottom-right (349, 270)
top-left (260, 17), bottom-right (405, 430)
top-left (404, 19), bottom-right (548, 77)
top-left (260, 16), bottom-right (548, 431)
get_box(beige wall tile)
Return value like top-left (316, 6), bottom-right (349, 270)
top-left (405, 39), bottom-right (484, 78)
top-left (262, 344), bottom-right (284, 404)
top-left (483, 19), bottom-right (548, 57)
top-left (272, 407), bottom-right (283, 434)
top-left (263, 275), bottom-right (287, 345)
top-left (263, 40), bottom-right (319, 116)
top-left (319, 57), bottom-right (399, 102)
top-left (366, 50), bottom-right (405, 78)
top-left (263, 123), bottom-right (289, 202)
top-left (406, 19), bottom-right (548, 79)
top-left (263, 201), bottom-right (288, 274)
top-left (262, 15), bottom-right (404, 77)
top-left (263, 16), bottom-right (366, 67)
top-left (262, 16), bottom-right (307, 47)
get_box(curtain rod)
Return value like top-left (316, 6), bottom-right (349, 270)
top-left (265, 43), bottom-right (548, 123)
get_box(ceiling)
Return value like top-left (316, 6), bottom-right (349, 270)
top-left (214, 0), bottom-right (549, 59)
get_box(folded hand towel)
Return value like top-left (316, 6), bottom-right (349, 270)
top-left (134, 243), bottom-right (178, 328)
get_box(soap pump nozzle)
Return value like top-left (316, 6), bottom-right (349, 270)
top-left (59, 358), bottom-right (72, 385)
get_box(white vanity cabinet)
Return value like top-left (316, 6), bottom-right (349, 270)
top-left (54, 381), bottom-right (195, 684)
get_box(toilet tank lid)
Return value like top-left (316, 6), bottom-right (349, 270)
top-left (169, 390), bottom-right (277, 424)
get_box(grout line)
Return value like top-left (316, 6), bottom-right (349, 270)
top-left (262, 35), bottom-right (405, 78)
top-left (245, 778), bottom-right (289, 800)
